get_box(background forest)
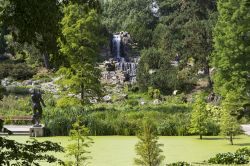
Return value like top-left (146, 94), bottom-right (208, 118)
top-left (0, 0), bottom-right (249, 138)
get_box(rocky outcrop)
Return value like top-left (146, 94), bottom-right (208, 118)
top-left (100, 57), bottom-right (138, 85)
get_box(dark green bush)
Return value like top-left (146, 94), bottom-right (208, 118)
top-left (208, 148), bottom-right (250, 165)
top-left (236, 147), bottom-right (250, 156)
top-left (0, 63), bottom-right (35, 80)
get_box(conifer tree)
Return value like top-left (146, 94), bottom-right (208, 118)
top-left (57, 2), bottom-right (104, 106)
top-left (134, 119), bottom-right (165, 166)
top-left (66, 120), bottom-right (93, 166)
top-left (220, 92), bottom-right (241, 145)
top-left (212, 0), bottom-right (250, 109)
top-left (189, 93), bottom-right (209, 139)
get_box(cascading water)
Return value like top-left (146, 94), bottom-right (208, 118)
top-left (112, 35), bottom-right (121, 59)
top-left (114, 57), bottom-right (138, 83)
top-left (102, 33), bottom-right (139, 84)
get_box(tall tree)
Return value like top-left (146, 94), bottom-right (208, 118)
top-left (181, 0), bottom-right (217, 87)
top-left (2, 0), bottom-right (61, 68)
top-left (212, 0), bottom-right (250, 112)
top-left (154, 0), bottom-right (217, 86)
top-left (57, 2), bottom-right (103, 105)
top-left (0, 0), bottom-right (9, 54)
top-left (134, 119), bottom-right (165, 166)
top-left (137, 47), bottom-right (179, 94)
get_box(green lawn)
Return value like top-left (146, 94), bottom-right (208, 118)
top-left (5, 135), bottom-right (250, 166)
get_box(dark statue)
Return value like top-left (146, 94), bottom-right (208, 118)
top-left (30, 89), bottom-right (46, 126)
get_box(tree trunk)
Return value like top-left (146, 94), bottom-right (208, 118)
top-left (229, 134), bottom-right (233, 145)
top-left (43, 51), bottom-right (50, 69)
top-left (204, 62), bottom-right (213, 89)
top-left (77, 131), bottom-right (80, 166)
top-left (200, 134), bottom-right (203, 140)
top-left (81, 83), bottom-right (84, 102)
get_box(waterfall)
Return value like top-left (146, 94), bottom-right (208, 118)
top-left (112, 35), bottom-right (121, 59)
top-left (103, 33), bottom-right (139, 84)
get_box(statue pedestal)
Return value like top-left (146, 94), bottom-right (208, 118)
top-left (30, 125), bottom-right (44, 137)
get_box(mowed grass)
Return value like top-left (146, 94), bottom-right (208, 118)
top-left (5, 135), bottom-right (250, 166)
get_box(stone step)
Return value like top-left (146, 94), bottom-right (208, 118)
top-left (2, 125), bottom-right (32, 135)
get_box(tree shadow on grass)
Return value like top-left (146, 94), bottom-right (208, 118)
top-left (195, 137), bottom-right (242, 140)
top-left (192, 161), bottom-right (212, 165)
top-left (235, 143), bottom-right (250, 146)
top-left (200, 137), bottom-right (224, 140)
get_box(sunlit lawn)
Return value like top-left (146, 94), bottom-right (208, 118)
top-left (6, 135), bottom-right (250, 166)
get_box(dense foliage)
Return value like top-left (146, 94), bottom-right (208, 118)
top-left (57, 2), bottom-right (104, 105)
top-left (42, 101), bottom-right (192, 136)
top-left (0, 121), bottom-right (64, 166)
top-left (2, 0), bottom-right (61, 69)
top-left (208, 148), bottom-right (250, 165)
top-left (212, 0), bottom-right (250, 99)
top-left (137, 48), bottom-right (180, 94)
top-left (0, 0), bottom-right (249, 145)
top-left (212, 0), bottom-right (250, 123)
top-left (102, 0), bottom-right (158, 48)
top-left (133, 0), bottom-right (217, 93)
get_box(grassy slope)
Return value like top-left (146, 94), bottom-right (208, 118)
top-left (6, 135), bottom-right (250, 166)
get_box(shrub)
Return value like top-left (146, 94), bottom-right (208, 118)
top-left (236, 147), bottom-right (250, 156)
top-left (148, 87), bottom-right (161, 99)
top-left (208, 148), bottom-right (250, 165)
